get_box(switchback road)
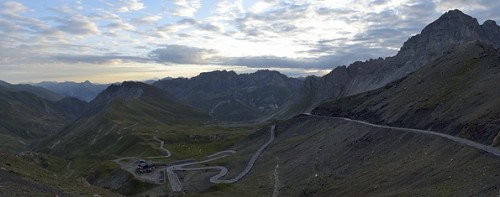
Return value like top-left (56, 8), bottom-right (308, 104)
top-left (166, 125), bottom-right (276, 192)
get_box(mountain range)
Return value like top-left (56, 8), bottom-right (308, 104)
top-left (0, 80), bottom-right (64, 101)
top-left (153, 70), bottom-right (302, 122)
top-left (32, 80), bottom-right (109, 102)
top-left (0, 9), bottom-right (499, 196)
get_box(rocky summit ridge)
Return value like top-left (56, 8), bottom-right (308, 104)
top-left (154, 70), bottom-right (302, 121)
top-left (272, 9), bottom-right (500, 119)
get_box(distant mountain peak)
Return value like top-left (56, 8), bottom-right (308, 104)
top-left (120, 81), bottom-right (143, 87)
top-left (93, 81), bottom-right (178, 106)
top-left (433, 9), bottom-right (479, 28)
top-left (91, 82), bottom-right (147, 106)
top-left (440, 9), bottom-right (467, 18)
top-left (483, 20), bottom-right (498, 26)
top-left (396, 9), bottom-right (500, 61)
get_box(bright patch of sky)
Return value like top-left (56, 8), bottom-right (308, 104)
top-left (0, 0), bottom-right (498, 83)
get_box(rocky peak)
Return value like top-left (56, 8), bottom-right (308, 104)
top-left (429, 9), bottom-right (482, 37)
top-left (90, 81), bottom-right (145, 107)
top-left (483, 19), bottom-right (497, 27)
top-left (396, 9), bottom-right (487, 61)
top-left (273, 10), bottom-right (500, 119)
top-left (197, 70), bottom-right (237, 80)
top-left (438, 9), bottom-right (471, 19)
top-left (481, 20), bottom-right (500, 48)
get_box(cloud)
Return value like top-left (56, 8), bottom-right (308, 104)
top-left (91, 8), bottom-right (122, 21)
top-left (178, 18), bottom-right (221, 32)
top-left (212, 0), bottom-right (245, 20)
top-left (215, 51), bottom-right (387, 70)
top-left (52, 54), bottom-right (148, 64)
top-left (1, 0), bottom-right (500, 83)
top-left (149, 45), bottom-right (218, 64)
top-left (0, 41), bottom-right (144, 65)
top-left (153, 18), bottom-right (221, 37)
top-left (55, 15), bottom-right (100, 35)
top-left (235, 2), bottom-right (310, 37)
top-left (0, 1), bottom-right (28, 15)
top-left (118, 0), bottom-right (145, 13)
top-left (106, 22), bottom-right (136, 31)
top-left (219, 56), bottom-right (311, 68)
top-left (134, 15), bottom-right (162, 24)
top-left (170, 0), bottom-right (201, 17)
top-left (146, 46), bottom-right (335, 70)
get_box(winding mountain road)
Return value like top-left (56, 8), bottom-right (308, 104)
top-left (304, 113), bottom-right (500, 157)
top-left (166, 125), bottom-right (276, 192)
top-left (114, 112), bottom-right (500, 194)
top-left (153, 136), bottom-right (172, 158)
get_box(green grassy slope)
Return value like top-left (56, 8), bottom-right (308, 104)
top-left (0, 151), bottom-right (120, 196)
top-left (0, 88), bottom-right (72, 151)
top-left (35, 82), bottom-right (256, 195)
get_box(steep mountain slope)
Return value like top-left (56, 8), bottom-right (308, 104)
top-left (0, 87), bottom-right (85, 151)
top-left (33, 80), bottom-right (109, 102)
top-left (0, 80), bottom-right (64, 101)
top-left (153, 70), bottom-right (303, 121)
top-left (54, 97), bottom-right (88, 120)
top-left (212, 115), bottom-right (500, 196)
top-left (0, 151), bottom-right (119, 196)
top-left (273, 9), bottom-right (500, 119)
top-left (314, 41), bottom-right (500, 146)
top-left (44, 81), bottom-right (209, 158)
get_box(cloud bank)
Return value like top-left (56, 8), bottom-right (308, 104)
top-left (0, 0), bottom-right (499, 82)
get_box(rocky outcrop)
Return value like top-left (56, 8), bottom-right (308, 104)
top-left (88, 81), bottom-right (170, 112)
top-left (94, 82), bottom-right (144, 102)
top-left (273, 10), bottom-right (500, 119)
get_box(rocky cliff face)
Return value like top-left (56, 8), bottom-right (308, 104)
top-left (273, 9), bottom-right (500, 119)
top-left (153, 70), bottom-right (303, 121)
top-left (92, 82), bottom-right (144, 103)
top-left (396, 9), bottom-right (500, 64)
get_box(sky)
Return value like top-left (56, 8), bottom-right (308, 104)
top-left (0, 0), bottom-right (499, 83)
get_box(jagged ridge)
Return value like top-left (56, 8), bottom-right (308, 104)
top-left (273, 9), bottom-right (500, 119)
